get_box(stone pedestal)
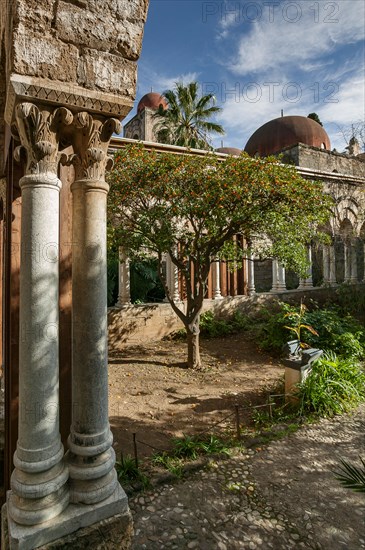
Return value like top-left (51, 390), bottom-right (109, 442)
top-left (2, 484), bottom-right (132, 550)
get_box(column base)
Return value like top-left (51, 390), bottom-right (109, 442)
top-left (2, 484), bottom-right (130, 550)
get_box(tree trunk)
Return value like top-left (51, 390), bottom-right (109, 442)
top-left (186, 322), bottom-right (201, 369)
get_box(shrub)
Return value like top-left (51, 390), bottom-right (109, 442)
top-left (253, 301), bottom-right (365, 360)
top-left (196, 310), bottom-right (249, 338)
top-left (296, 352), bottom-right (365, 417)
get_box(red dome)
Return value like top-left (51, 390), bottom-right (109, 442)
top-left (244, 116), bottom-right (331, 157)
top-left (137, 92), bottom-right (168, 113)
top-left (215, 147), bottom-right (242, 156)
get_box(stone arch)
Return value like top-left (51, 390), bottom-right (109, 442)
top-left (332, 196), bottom-right (359, 236)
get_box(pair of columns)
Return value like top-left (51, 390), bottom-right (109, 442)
top-left (9, 103), bottom-right (119, 528)
top-left (116, 250), bottom-right (181, 307)
top-left (213, 255), bottom-right (256, 298)
top-left (271, 246), bottom-right (314, 292)
top-left (322, 241), bottom-right (359, 285)
top-left (344, 242), bottom-right (358, 283)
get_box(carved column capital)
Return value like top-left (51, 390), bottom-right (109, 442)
top-left (66, 112), bottom-right (121, 187)
top-left (14, 102), bottom-right (73, 179)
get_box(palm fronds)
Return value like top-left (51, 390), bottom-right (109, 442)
top-left (334, 457), bottom-right (365, 492)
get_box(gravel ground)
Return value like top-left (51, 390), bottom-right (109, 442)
top-left (129, 405), bottom-right (365, 550)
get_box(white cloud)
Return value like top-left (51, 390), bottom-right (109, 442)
top-left (229, 0), bottom-right (365, 76)
top-left (215, 66), bottom-right (365, 152)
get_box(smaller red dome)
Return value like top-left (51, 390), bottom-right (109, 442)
top-left (137, 92), bottom-right (168, 113)
top-left (215, 147), bottom-right (242, 156)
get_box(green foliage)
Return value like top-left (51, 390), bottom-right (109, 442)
top-left (175, 310), bottom-right (249, 339)
top-left (253, 301), bottom-right (365, 359)
top-left (199, 311), bottom-right (232, 337)
top-left (171, 434), bottom-right (202, 460)
top-left (107, 251), bottom-right (119, 306)
top-left (153, 81), bottom-right (224, 149)
top-left (130, 259), bottom-right (165, 304)
top-left (307, 112), bottom-right (323, 126)
top-left (296, 352), bottom-right (365, 417)
top-left (152, 433), bottom-right (231, 475)
top-left (108, 143), bottom-right (331, 367)
top-left (115, 454), bottom-right (150, 488)
top-left (335, 283), bottom-right (365, 321)
top-left (334, 457), bottom-right (365, 493)
top-left (252, 303), bottom-right (295, 353)
top-left (283, 302), bottom-right (318, 347)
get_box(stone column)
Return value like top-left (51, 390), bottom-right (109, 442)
top-left (163, 253), bottom-right (170, 302)
top-left (66, 113), bottom-right (120, 504)
top-left (171, 249), bottom-right (180, 302)
top-left (277, 263), bottom-right (286, 291)
top-left (298, 246), bottom-right (314, 289)
top-left (8, 103), bottom-right (72, 525)
top-left (329, 245), bottom-right (337, 284)
top-left (350, 242), bottom-right (358, 283)
top-left (344, 242), bottom-right (351, 282)
top-left (322, 245), bottom-right (330, 284)
top-left (270, 258), bottom-right (278, 292)
top-left (247, 253), bottom-right (256, 295)
top-left (271, 259), bottom-right (286, 292)
top-left (116, 247), bottom-right (131, 306)
top-left (213, 259), bottom-right (222, 299)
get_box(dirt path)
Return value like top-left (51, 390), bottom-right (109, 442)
top-left (108, 335), bottom-right (283, 459)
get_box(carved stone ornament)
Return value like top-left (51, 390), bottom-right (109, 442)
top-left (63, 112), bottom-right (121, 183)
top-left (14, 102), bottom-right (73, 176)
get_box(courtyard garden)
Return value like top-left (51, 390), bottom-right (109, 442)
top-left (108, 293), bottom-right (365, 492)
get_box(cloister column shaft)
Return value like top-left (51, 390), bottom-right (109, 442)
top-left (8, 103), bottom-right (71, 525)
top-left (298, 245), bottom-right (313, 289)
top-left (344, 243), bottom-right (350, 282)
top-left (247, 254), bottom-right (256, 295)
top-left (116, 247), bottom-right (131, 306)
top-left (270, 259), bottom-right (278, 292)
top-left (171, 249), bottom-right (180, 302)
top-left (350, 242), bottom-right (358, 283)
top-left (322, 246), bottom-right (330, 283)
top-left (329, 245), bottom-right (337, 284)
top-left (271, 259), bottom-right (286, 292)
top-left (66, 113), bottom-right (120, 504)
top-left (213, 260), bottom-right (222, 299)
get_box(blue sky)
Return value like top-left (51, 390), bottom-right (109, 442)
top-left (123, 0), bottom-right (365, 152)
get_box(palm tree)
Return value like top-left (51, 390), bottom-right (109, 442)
top-left (153, 82), bottom-right (225, 149)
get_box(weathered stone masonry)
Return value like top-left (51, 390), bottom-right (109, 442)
top-left (0, 1), bottom-right (149, 548)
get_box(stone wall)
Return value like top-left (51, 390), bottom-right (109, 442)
top-left (0, 0), bottom-right (150, 150)
top-left (282, 143), bottom-right (365, 178)
top-left (108, 287), bottom-right (343, 351)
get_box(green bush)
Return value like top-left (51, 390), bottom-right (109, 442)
top-left (253, 302), bottom-right (365, 360)
top-left (199, 310), bottom-right (249, 338)
top-left (296, 352), bottom-right (365, 417)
